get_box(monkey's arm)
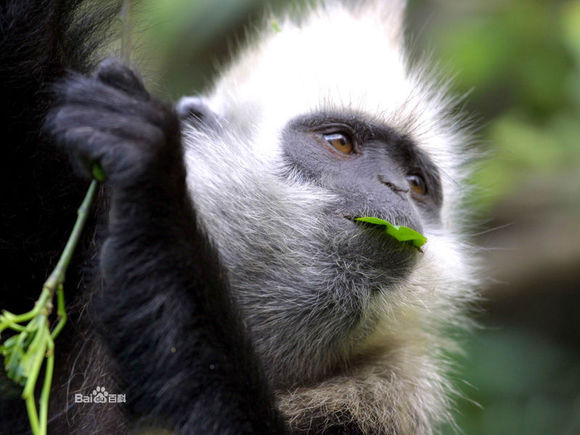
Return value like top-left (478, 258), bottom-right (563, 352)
top-left (46, 60), bottom-right (288, 434)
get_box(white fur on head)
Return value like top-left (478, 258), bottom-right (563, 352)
top-left (184, 0), bottom-right (478, 432)
top-left (207, 0), bottom-right (473, 228)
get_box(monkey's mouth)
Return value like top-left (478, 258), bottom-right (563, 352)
top-left (343, 215), bottom-right (426, 252)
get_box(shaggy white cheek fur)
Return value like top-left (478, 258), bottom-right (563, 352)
top-left (181, 0), bottom-right (478, 432)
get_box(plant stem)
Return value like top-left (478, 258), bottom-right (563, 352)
top-left (14, 180), bottom-right (98, 435)
top-left (22, 320), bottom-right (46, 434)
top-left (39, 334), bottom-right (54, 435)
top-left (50, 285), bottom-right (67, 340)
top-left (43, 180), bottom-right (98, 293)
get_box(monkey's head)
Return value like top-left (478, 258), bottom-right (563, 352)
top-left (180, 1), bottom-right (477, 430)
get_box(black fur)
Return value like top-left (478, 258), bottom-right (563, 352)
top-left (1, 1), bottom-right (287, 433)
top-left (0, 0), bottom-right (118, 430)
top-left (0, 0), bottom-right (120, 312)
top-left (48, 59), bottom-right (287, 433)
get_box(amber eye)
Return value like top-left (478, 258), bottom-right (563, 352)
top-left (406, 174), bottom-right (427, 195)
top-left (323, 132), bottom-right (354, 154)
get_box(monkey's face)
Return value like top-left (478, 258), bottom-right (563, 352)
top-left (181, 2), bottom-right (475, 389)
top-left (281, 110), bottom-right (443, 240)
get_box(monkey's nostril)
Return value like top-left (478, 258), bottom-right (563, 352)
top-left (377, 175), bottom-right (409, 196)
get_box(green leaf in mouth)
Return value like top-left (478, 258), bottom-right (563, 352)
top-left (354, 216), bottom-right (427, 250)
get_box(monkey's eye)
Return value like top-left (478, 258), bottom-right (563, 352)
top-left (323, 132), bottom-right (355, 154)
top-left (406, 174), bottom-right (427, 196)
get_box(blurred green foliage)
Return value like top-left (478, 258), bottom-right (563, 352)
top-left (413, 1), bottom-right (580, 433)
top-left (442, 329), bottom-right (580, 434)
top-left (419, 0), bottom-right (580, 213)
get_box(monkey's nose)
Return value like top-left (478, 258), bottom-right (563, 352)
top-left (377, 175), bottom-right (409, 198)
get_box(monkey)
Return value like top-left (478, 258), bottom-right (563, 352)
top-left (0, 0), bottom-right (478, 433)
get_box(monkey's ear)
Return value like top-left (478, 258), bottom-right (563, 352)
top-left (176, 96), bottom-right (220, 127)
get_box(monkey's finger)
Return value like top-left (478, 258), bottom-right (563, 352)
top-left (47, 108), bottom-right (164, 183)
top-left (47, 105), bottom-right (164, 145)
top-left (60, 128), bottom-right (152, 183)
top-left (53, 74), bottom-right (168, 128)
top-left (94, 58), bottom-right (149, 100)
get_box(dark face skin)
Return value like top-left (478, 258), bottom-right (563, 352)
top-left (282, 110), bottom-right (442, 238)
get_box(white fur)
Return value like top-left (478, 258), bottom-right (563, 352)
top-left (183, 1), bottom-right (478, 432)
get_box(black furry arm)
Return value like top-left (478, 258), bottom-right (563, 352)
top-left (46, 60), bottom-right (288, 434)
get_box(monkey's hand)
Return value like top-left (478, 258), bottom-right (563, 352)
top-left (46, 59), bottom-right (185, 193)
top-left (44, 59), bottom-right (286, 434)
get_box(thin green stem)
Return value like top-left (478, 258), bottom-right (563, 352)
top-left (22, 319), bottom-right (46, 398)
top-left (3, 324), bottom-right (26, 332)
top-left (25, 387), bottom-right (40, 435)
top-left (0, 290), bottom-right (48, 331)
top-left (44, 180), bottom-right (98, 292)
top-left (39, 335), bottom-right (54, 435)
top-left (50, 285), bottom-right (67, 340)
top-left (22, 323), bottom-right (47, 435)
